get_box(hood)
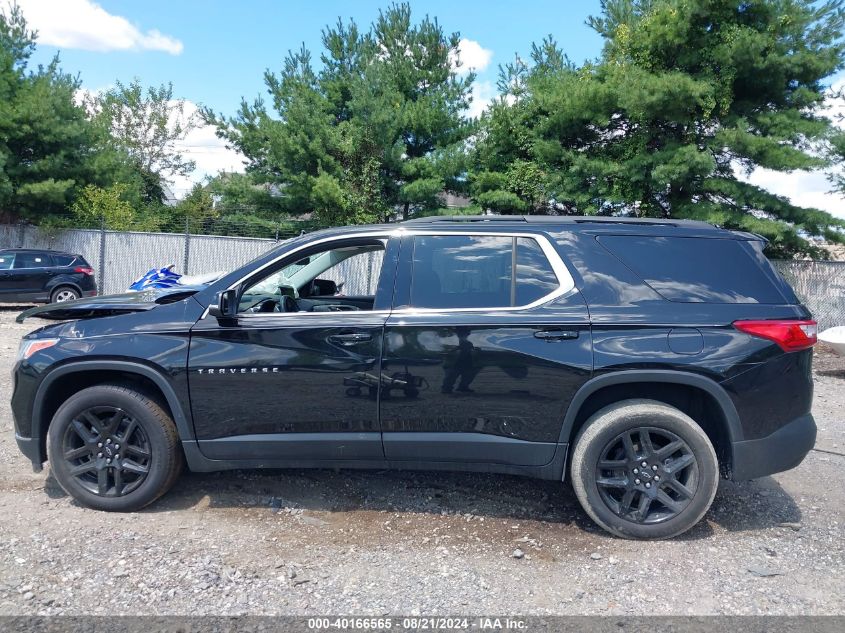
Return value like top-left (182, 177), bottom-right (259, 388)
top-left (16, 286), bottom-right (204, 323)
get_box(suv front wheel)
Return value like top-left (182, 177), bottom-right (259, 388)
top-left (47, 385), bottom-right (183, 511)
top-left (570, 399), bottom-right (719, 539)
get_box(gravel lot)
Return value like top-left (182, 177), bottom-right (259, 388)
top-left (0, 306), bottom-right (843, 616)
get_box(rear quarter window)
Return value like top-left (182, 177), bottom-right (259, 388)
top-left (597, 235), bottom-right (791, 304)
top-left (53, 255), bottom-right (76, 267)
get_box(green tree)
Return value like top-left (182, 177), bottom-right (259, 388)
top-left (206, 172), bottom-right (288, 215)
top-left (205, 3), bottom-right (474, 224)
top-left (87, 79), bottom-right (198, 204)
top-left (173, 182), bottom-right (218, 231)
top-left (72, 183), bottom-right (136, 230)
top-left (475, 0), bottom-right (845, 257)
top-left (0, 4), bottom-right (119, 220)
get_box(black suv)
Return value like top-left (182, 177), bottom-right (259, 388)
top-left (11, 217), bottom-right (817, 539)
top-left (0, 248), bottom-right (97, 303)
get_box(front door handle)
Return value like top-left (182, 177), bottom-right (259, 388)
top-left (329, 332), bottom-right (373, 346)
top-left (534, 329), bottom-right (579, 341)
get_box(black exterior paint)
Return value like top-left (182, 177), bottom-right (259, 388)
top-left (11, 217), bottom-right (817, 482)
top-left (188, 312), bottom-right (386, 442)
top-left (0, 249), bottom-right (97, 303)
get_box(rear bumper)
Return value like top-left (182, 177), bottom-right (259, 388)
top-left (730, 413), bottom-right (816, 481)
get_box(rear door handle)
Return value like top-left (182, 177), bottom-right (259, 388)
top-left (329, 332), bottom-right (373, 346)
top-left (534, 329), bottom-right (579, 341)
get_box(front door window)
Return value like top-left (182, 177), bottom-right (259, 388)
top-left (239, 241), bottom-right (386, 314)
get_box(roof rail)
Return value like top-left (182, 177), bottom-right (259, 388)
top-left (401, 215), bottom-right (527, 223)
top-left (401, 214), bottom-right (716, 229)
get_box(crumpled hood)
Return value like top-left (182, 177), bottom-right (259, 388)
top-left (16, 286), bottom-right (204, 323)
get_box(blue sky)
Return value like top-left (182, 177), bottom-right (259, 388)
top-left (23, 0), bottom-right (606, 116)
top-left (12, 0), bottom-right (845, 218)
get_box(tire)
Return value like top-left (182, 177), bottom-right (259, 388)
top-left (570, 399), bottom-right (719, 540)
top-left (46, 384), bottom-right (184, 512)
top-left (50, 286), bottom-right (80, 303)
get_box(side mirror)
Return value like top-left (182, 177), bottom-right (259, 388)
top-left (208, 289), bottom-right (238, 320)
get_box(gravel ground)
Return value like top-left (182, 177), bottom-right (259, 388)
top-left (0, 307), bottom-right (843, 616)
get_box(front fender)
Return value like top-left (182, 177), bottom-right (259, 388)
top-left (30, 360), bottom-right (194, 463)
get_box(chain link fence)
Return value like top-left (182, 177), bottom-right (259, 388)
top-left (771, 260), bottom-right (845, 331)
top-left (1, 220), bottom-right (843, 329)
top-left (0, 219), bottom-right (381, 296)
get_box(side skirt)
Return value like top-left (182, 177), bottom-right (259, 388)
top-left (181, 440), bottom-right (569, 482)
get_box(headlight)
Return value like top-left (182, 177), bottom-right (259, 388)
top-left (17, 338), bottom-right (59, 362)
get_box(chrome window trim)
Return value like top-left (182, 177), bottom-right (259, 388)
top-left (219, 228), bottom-right (575, 318)
top-left (227, 230), bottom-right (398, 293)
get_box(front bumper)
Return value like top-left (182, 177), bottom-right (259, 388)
top-left (15, 433), bottom-right (43, 472)
top-left (730, 413), bottom-right (816, 481)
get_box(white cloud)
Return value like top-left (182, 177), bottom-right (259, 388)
top-left (744, 168), bottom-right (845, 220)
top-left (169, 102), bottom-right (245, 197)
top-left (467, 80), bottom-right (496, 119)
top-left (451, 38), bottom-right (493, 76)
top-left (16, 0), bottom-right (183, 54)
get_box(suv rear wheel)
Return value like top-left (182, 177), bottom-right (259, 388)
top-left (570, 399), bottom-right (719, 539)
top-left (50, 286), bottom-right (80, 303)
top-left (46, 385), bottom-right (183, 511)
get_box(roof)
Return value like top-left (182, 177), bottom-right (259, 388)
top-left (0, 248), bottom-right (79, 256)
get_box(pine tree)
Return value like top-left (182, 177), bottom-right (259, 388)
top-left (475, 0), bottom-right (845, 257)
top-left (0, 4), bottom-right (118, 220)
top-left (205, 3), bottom-right (475, 224)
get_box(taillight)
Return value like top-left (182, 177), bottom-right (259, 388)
top-left (733, 319), bottom-right (818, 352)
top-left (74, 266), bottom-right (94, 276)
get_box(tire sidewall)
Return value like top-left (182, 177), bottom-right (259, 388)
top-left (47, 386), bottom-right (178, 512)
top-left (571, 400), bottom-right (719, 539)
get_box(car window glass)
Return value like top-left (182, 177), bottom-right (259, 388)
top-left (13, 253), bottom-right (51, 269)
top-left (319, 250), bottom-right (384, 296)
top-left (410, 236), bottom-right (513, 309)
top-left (597, 235), bottom-right (787, 304)
top-left (53, 255), bottom-right (75, 267)
top-left (516, 237), bottom-right (559, 305)
top-left (239, 241), bottom-right (386, 313)
top-left (409, 235), bottom-right (561, 310)
top-left (0, 255), bottom-right (13, 270)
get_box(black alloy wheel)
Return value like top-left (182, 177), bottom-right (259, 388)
top-left (595, 427), bottom-right (698, 524)
top-left (61, 406), bottom-right (152, 497)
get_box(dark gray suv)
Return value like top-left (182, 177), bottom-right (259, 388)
top-left (0, 248), bottom-right (97, 303)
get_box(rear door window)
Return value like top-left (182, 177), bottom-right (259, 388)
top-left (0, 254), bottom-right (13, 270)
top-left (12, 253), bottom-right (52, 269)
top-left (409, 235), bottom-right (562, 309)
top-left (597, 235), bottom-right (789, 304)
